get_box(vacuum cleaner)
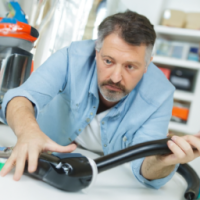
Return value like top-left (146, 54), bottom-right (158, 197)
top-left (0, 138), bottom-right (199, 200)
top-left (0, 2), bottom-right (39, 104)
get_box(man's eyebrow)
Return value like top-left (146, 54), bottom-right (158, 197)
top-left (101, 54), bottom-right (115, 60)
top-left (126, 61), bottom-right (142, 67)
top-left (101, 54), bottom-right (142, 67)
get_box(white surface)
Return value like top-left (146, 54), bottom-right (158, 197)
top-left (173, 90), bottom-right (194, 102)
top-left (155, 25), bottom-right (200, 43)
top-left (153, 56), bottom-right (200, 70)
top-left (1, 124), bottom-right (200, 200)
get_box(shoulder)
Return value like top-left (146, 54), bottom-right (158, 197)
top-left (68, 39), bottom-right (96, 57)
top-left (138, 62), bottom-right (175, 106)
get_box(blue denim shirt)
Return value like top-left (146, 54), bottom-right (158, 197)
top-left (0, 40), bottom-right (178, 189)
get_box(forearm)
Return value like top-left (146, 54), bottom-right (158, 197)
top-left (6, 97), bottom-right (41, 136)
top-left (141, 155), bottom-right (176, 180)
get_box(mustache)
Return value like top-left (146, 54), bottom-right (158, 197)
top-left (101, 80), bottom-right (125, 91)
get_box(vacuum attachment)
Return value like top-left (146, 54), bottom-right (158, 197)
top-left (24, 152), bottom-right (97, 192)
top-left (0, 138), bottom-right (199, 199)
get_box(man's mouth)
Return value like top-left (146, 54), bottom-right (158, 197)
top-left (105, 84), bottom-right (122, 92)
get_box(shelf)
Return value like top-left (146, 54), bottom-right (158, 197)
top-left (169, 122), bottom-right (190, 134)
top-left (173, 90), bottom-right (194, 102)
top-left (155, 25), bottom-right (200, 43)
top-left (153, 56), bottom-right (200, 69)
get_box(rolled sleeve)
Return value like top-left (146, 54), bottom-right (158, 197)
top-left (130, 89), bottom-right (176, 189)
top-left (131, 157), bottom-right (179, 189)
top-left (1, 88), bottom-right (41, 124)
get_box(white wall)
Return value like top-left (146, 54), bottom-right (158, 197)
top-left (166, 0), bottom-right (200, 12)
top-left (106, 0), bottom-right (200, 25)
top-left (117, 0), bottom-right (167, 25)
top-left (0, 1), bottom-right (7, 17)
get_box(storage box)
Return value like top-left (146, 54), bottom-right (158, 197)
top-left (185, 13), bottom-right (200, 30)
top-left (162, 9), bottom-right (186, 28)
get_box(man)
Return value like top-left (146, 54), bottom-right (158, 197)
top-left (0, 11), bottom-right (200, 189)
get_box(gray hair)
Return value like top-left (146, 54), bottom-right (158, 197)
top-left (95, 11), bottom-right (156, 67)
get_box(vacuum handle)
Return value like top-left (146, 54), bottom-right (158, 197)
top-left (94, 138), bottom-right (171, 173)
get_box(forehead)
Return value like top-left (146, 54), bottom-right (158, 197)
top-left (101, 33), bottom-right (146, 64)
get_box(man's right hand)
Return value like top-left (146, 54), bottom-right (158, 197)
top-left (0, 96), bottom-right (77, 181)
top-left (0, 129), bottom-right (77, 181)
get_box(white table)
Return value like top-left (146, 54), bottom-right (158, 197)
top-left (0, 124), bottom-right (199, 200)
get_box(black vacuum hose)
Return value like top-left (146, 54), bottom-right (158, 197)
top-left (177, 164), bottom-right (200, 200)
top-left (94, 138), bottom-right (200, 200)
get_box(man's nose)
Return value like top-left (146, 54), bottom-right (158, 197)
top-left (110, 65), bottom-right (122, 83)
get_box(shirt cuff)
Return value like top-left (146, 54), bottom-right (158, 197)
top-left (1, 88), bottom-right (40, 124)
top-left (131, 158), bottom-right (179, 189)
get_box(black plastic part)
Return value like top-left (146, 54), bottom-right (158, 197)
top-left (30, 27), bottom-right (39, 38)
top-left (94, 138), bottom-right (171, 173)
top-left (177, 164), bottom-right (200, 200)
top-left (94, 138), bottom-right (200, 200)
top-left (22, 138), bottom-right (199, 199)
top-left (24, 153), bottom-right (93, 192)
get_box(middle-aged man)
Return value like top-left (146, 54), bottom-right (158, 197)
top-left (0, 11), bottom-right (200, 189)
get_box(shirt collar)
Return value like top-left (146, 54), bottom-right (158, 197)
top-left (89, 61), bottom-right (99, 99)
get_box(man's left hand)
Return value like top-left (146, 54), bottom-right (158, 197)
top-left (161, 133), bottom-right (200, 165)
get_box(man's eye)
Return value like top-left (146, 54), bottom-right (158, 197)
top-left (105, 59), bottom-right (112, 64)
top-left (126, 65), bottom-right (134, 70)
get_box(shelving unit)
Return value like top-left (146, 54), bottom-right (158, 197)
top-left (153, 56), bottom-right (200, 70)
top-left (153, 25), bottom-right (200, 135)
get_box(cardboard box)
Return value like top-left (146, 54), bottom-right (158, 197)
top-left (162, 9), bottom-right (186, 28)
top-left (185, 13), bottom-right (200, 30)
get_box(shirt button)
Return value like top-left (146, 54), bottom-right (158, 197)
top-left (76, 104), bottom-right (79, 107)
top-left (90, 112), bottom-right (93, 115)
top-left (86, 118), bottom-right (90, 123)
top-left (123, 136), bottom-right (127, 142)
top-left (93, 106), bottom-right (96, 109)
top-left (102, 121), bottom-right (105, 125)
top-left (104, 144), bottom-right (107, 147)
top-left (79, 129), bottom-right (81, 132)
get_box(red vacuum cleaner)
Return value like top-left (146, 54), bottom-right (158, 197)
top-left (0, 17), bottom-right (39, 104)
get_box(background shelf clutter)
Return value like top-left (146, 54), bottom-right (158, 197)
top-left (152, 8), bottom-right (200, 135)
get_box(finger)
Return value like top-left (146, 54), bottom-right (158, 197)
top-left (28, 146), bottom-right (40, 173)
top-left (0, 155), bottom-right (16, 177)
top-left (171, 136), bottom-right (194, 159)
top-left (45, 141), bottom-right (77, 153)
top-left (194, 131), bottom-right (200, 137)
top-left (13, 150), bottom-right (27, 181)
top-left (167, 140), bottom-right (186, 164)
top-left (183, 135), bottom-right (200, 153)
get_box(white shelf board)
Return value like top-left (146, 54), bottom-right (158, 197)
top-left (169, 122), bottom-right (191, 134)
top-left (153, 56), bottom-right (200, 69)
top-left (173, 90), bottom-right (194, 102)
top-left (155, 25), bottom-right (200, 43)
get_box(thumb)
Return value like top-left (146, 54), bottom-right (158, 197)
top-left (44, 140), bottom-right (77, 153)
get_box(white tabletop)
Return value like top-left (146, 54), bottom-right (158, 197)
top-left (0, 124), bottom-right (199, 200)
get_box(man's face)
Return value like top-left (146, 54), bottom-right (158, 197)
top-left (96, 33), bottom-right (149, 103)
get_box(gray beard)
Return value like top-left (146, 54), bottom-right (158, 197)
top-left (99, 86), bottom-right (127, 102)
